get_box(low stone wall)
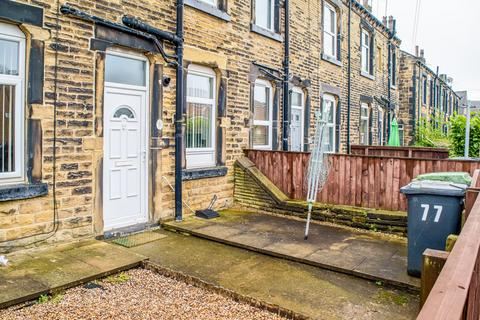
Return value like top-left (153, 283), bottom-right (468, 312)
top-left (234, 157), bottom-right (407, 236)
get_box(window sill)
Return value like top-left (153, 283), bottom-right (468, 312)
top-left (321, 53), bottom-right (342, 67)
top-left (250, 24), bottom-right (283, 42)
top-left (360, 71), bottom-right (375, 81)
top-left (0, 182), bottom-right (48, 202)
top-left (390, 84), bottom-right (397, 90)
top-left (184, 0), bottom-right (231, 22)
top-left (182, 166), bottom-right (228, 181)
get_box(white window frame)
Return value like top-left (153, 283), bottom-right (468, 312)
top-left (378, 108), bottom-right (384, 145)
top-left (322, 94), bottom-right (336, 154)
top-left (199, 0), bottom-right (217, 6)
top-left (361, 29), bottom-right (371, 74)
top-left (360, 102), bottom-right (369, 145)
top-left (323, 2), bottom-right (337, 59)
top-left (255, 0), bottom-right (275, 32)
top-left (290, 87), bottom-right (304, 151)
top-left (186, 64), bottom-right (217, 169)
top-left (0, 23), bottom-right (25, 184)
top-left (253, 79), bottom-right (273, 150)
top-left (398, 124), bottom-right (404, 146)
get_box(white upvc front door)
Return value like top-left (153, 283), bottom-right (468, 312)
top-left (290, 88), bottom-right (304, 152)
top-left (103, 52), bottom-right (148, 231)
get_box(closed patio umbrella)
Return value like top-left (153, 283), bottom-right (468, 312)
top-left (388, 118), bottom-right (400, 146)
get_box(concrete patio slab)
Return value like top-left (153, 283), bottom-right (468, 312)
top-left (0, 240), bottom-right (146, 309)
top-left (163, 210), bottom-right (420, 290)
top-left (128, 229), bottom-right (419, 319)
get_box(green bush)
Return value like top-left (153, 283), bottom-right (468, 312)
top-left (414, 113), bottom-right (449, 148)
top-left (449, 112), bottom-right (480, 157)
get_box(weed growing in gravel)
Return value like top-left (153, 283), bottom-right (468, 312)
top-left (37, 293), bottom-right (64, 305)
top-left (50, 293), bottom-right (64, 304)
top-left (37, 295), bottom-right (49, 304)
top-left (104, 272), bottom-right (131, 284)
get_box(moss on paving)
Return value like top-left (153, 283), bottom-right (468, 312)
top-left (130, 230), bottom-right (419, 319)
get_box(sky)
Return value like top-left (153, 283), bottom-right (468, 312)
top-left (370, 0), bottom-right (480, 100)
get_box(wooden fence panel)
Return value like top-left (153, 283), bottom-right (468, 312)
top-left (245, 150), bottom-right (480, 211)
top-left (351, 145), bottom-right (450, 159)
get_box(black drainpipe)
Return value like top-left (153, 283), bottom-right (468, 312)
top-left (174, 0), bottom-right (185, 221)
top-left (282, 0), bottom-right (290, 151)
top-left (346, 0), bottom-right (352, 153)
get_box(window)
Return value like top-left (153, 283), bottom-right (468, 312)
top-left (422, 76), bottom-right (427, 105)
top-left (0, 23), bottom-right (25, 183)
top-left (105, 53), bottom-right (146, 87)
top-left (253, 79), bottom-right (273, 149)
top-left (254, 0), bottom-right (275, 31)
top-left (390, 47), bottom-right (397, 86)
top-left (186, 65), bottom-right (216, 169)
top-left (398, 124), bottom-right (404, 146)
top-left (378, 108), bottom-right (384, 145)
top-left (322, 94), bottom-right (336, 153)
top-left (323, 2), bottom-right (337, 58)
top-left (361, 29), bottom-right (372, 75)
top-left (290, 87), bottom-right (304, 152)
top-left (429, 79), bottom-right (435, 107)
top-left (360, 103), bottom-right (369, 145)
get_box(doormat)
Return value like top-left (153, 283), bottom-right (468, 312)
top-left (110, 231), bottom-right (167, 248)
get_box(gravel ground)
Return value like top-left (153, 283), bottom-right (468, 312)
top-left (0, 269), bottom-right (286, 320)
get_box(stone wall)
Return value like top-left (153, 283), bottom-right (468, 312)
top-left (398, 50), bottom-right (461, 145)
top-left (0, 0), bottom-right (402, 251)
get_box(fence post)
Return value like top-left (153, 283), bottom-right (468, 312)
top-left (465, 170), bottom-right (480, 220)
top-left (421, 249), bottom-right (450, 307)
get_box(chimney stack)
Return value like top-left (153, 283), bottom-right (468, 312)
top-left (419, 49), bottom-right (426, 62)
top-left (387, 16), bottom-right (395, 31)
top-left (382, 16), bottom-right (388, 26)
top-left (415, 45), bottom-right (419, 57)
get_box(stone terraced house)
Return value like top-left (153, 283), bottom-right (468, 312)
top-left (0, 0), bottom-right (405, 251)
top-left (398, 48), bottom-right (460, 146)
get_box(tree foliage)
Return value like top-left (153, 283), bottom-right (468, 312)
top-left (448, 112), bottom-right (480, 157)
top-left (414, 113), bottom-right (449, 148)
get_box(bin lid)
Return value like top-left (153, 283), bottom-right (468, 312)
top-left (400, 180), bottom-right (467, 196)
top-left (414, 172), bottom-right (472, 186)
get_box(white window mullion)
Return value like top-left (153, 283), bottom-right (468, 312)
top-left (323, 3), bottom-right (337, 58)
top-left (186, 65), bottom-right (216, 168)
top-left (0, 23), bottom-right (25, 183)
top-left (255, 0), bottom-right (275, 31)
top-left (253, 79), bottom-right (273, 150)
top-left (322, 94), bottom-right (336, 153)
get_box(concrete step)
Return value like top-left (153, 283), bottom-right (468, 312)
top-left (162, 210), bottom-right (420, 291)
top-left (0, 240), bottom-right (147, 309)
